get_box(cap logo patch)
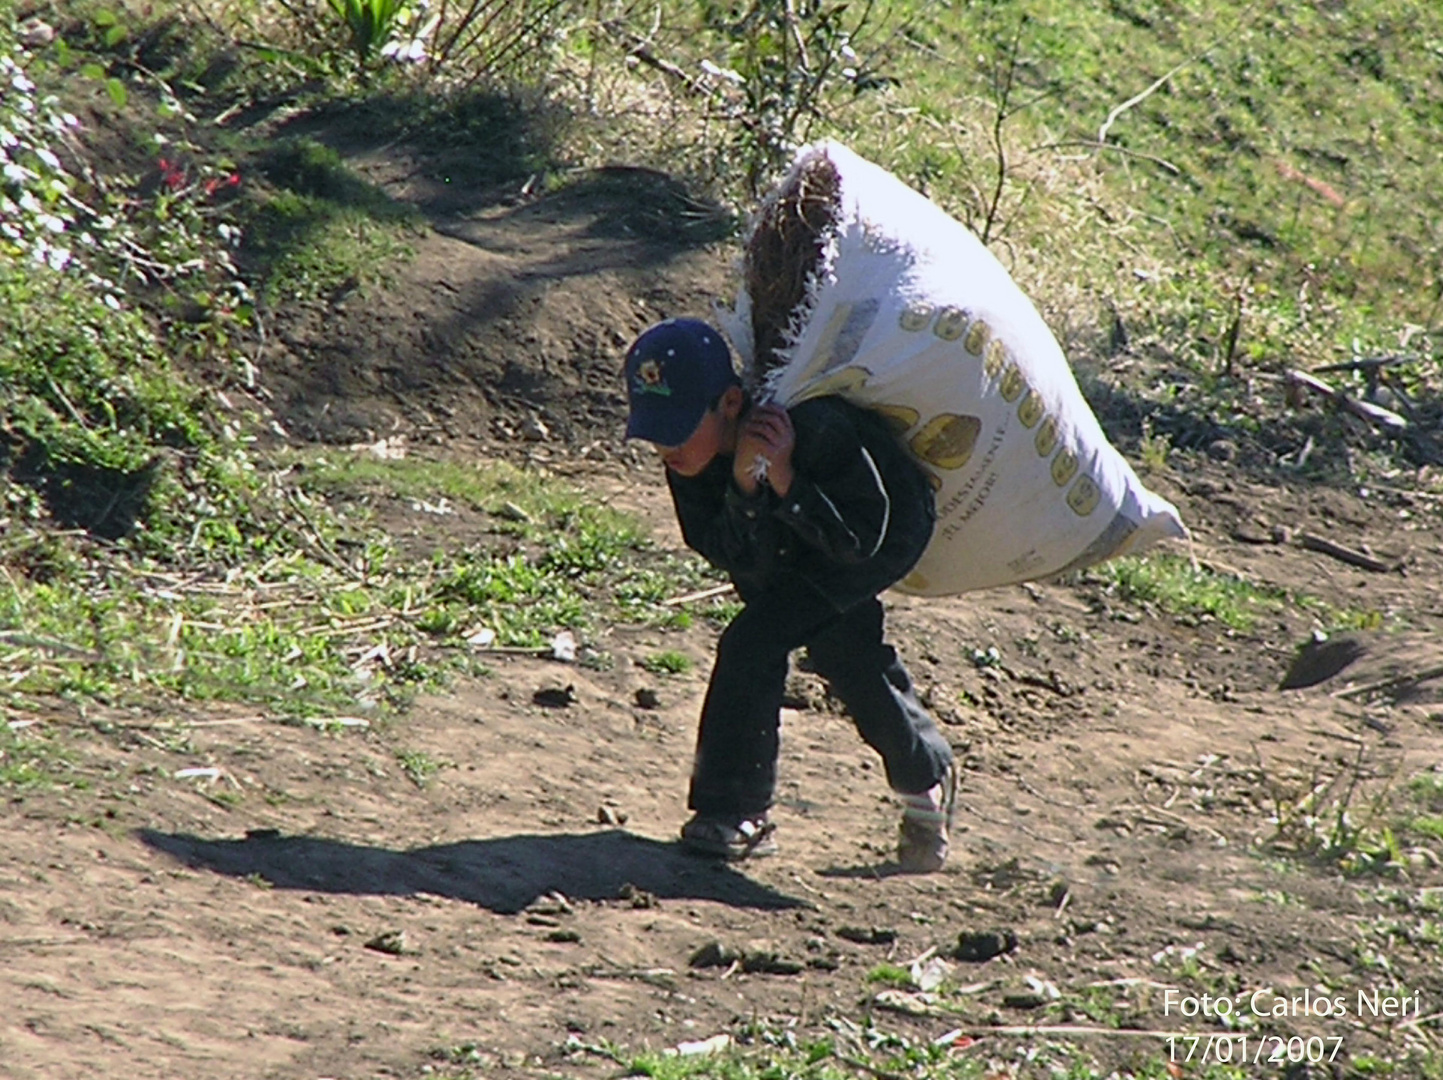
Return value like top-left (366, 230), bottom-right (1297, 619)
top-left (634, 357), bottom-right (671, 396)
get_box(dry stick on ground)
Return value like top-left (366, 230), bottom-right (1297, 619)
top-left (1284, 368), bottom-right (1409, 431)
top-left (662, 583), bottom-right (735, 606)
top-left (1332, 663), bottom-right (1443, 701)
top-left (1295, 532), bottom-right (1399, 573)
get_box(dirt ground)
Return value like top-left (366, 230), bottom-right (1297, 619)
top-left (5, 114), bottom-right (1443, 1080)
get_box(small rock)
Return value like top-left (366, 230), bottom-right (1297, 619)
top-left (17, 17), bottom-right (55, 47)
top-left (524, 891), bottom-right (573, 916)
top-left (634, 687), bottom-right (661, 709)
top-left (836, 925), bottom-right (898, 945)
top-left (533, 685), bottom-right (577, 708)
top-left (597, 805), bottom-right (629, 825)
top-left (618, 882), bottom-right (658, 909)
top-left (546, 929), bottom-right (581, 943)
top-left (1206, 438), bottom-right (1238, 463)
top-left (521, 417), bottom-right (550, 441)
top-left (365, 929), bottom-right (409, 956)
top-left (741, 941), bottom-right (805, 975)
top-left (954, 928), bottom-right (1019, 962)
top-left (526, 914), bottom-right (561, 927)
top-left (1001, 989), bottom-right (1048, 1010)
top-left (689, 940), bottom-right (742, 968)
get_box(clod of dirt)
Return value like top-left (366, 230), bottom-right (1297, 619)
top-left (524, 891), bottom-right (573, 916)
top-left (597, 805), bottom-right (629, 825)
top-left (742, 947), bottom-right (805, 976)
top-left (954, 928), bottom-right (1019, 962)
top-left (617, 882), bottom-right (658, 909)
top-left (633, 688), bottom-right (661, 710)
top-left (1001, 989), bottom-right (1048, 1010)
top-left (835, 925), bottom-right (898, 945)
top-left (364, 929), bottom-right (410, 956)
top-left (688, 940), bottom-right (743, 969)
top-left (532, 684), bottom-right (577, 708)
top-left (1207, 438), bottom-right (1239, 462)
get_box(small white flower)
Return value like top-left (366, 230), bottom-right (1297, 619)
top-left (35, 147), bottom-right (60, 170)
top-left (103, 294), bottom-right (121, 310)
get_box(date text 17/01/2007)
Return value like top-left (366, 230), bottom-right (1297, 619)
top-left (1168, 1035), bottom-right (1343, 1066)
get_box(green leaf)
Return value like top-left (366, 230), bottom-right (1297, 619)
top-left (81, 62), bottom-right (106, 80)
top-left (105, 78), bottom-right (127, 108)
top-left (93, 9), bottom-right (118, 26)
top-left (104, 25), bottom-right (128, 47)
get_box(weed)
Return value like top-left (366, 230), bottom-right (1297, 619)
top-left (396, 748), bottom-right (439, 787)
top-left (640, 651), bottom-right (693, 676)
top-left (1138, 425), bottom-right (1172, 472)
top-left (326, 0), bottom-right (408, 67)
top-left (863, 962), bottom-right (913, 987)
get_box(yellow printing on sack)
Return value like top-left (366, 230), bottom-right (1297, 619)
top-left (1000, 365), bottom-right (1026, 403)
top-left (910, 413), bottom-right (982, 470)
top-left (1067, 475), bottom-right (1102, 516)
top-left (984, 339), bottom-right (1007, 378)
top-left (964, 319), bottom-right (991, 356)
top-left (1051, 449), bottom-right (1079, 486)
top-left (934, 307), bottom-right (967, 340)
top-left (899, 304), bottom-right (933, 332)
top-left (1018, 390), bottom-right (1045, 428)
top-left (1034, 417), bottom-right (1059, 457)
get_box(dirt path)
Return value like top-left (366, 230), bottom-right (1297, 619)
top-left (5, 136), bottom-right (1443, 1079)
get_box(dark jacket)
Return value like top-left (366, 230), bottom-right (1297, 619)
top-left (666, 396), bottom-right (936, 612)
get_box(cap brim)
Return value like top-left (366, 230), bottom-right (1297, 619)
top-left (625, 402), bottom-right (702, 448)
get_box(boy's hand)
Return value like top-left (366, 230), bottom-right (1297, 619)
top-left (733, 404), bottom-right (796, 496)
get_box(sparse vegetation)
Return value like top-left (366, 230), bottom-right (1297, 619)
top-left (640, 650), bottom-right (693, 676)
top-left (3, 2), bottom-right (1443, 1078)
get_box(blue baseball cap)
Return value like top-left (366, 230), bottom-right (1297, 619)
top-left (623, 319), bottom-right (740, 447)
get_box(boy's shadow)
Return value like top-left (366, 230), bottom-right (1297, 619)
top-left (136, 828), bottom-right (804, 914)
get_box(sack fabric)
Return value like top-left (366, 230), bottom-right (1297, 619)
top-left (720, 141), bottom-right (1186, 596)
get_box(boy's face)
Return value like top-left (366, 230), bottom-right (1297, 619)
top-left (653, 384), bottom-right (742, 476)
top-left (657, 405), bottom-right (727, 476)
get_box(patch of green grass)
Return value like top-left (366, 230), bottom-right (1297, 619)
top-left (1409, 771), bottom-right (1443, 812)
top-left (0, 722), bottom-right (70, 788)
top-left (244, 138), bottom-right (420, 305)
top-left (640, 650), bottom-right (693, 676)
top-left (396, 748), bottom-right (439, 787)
top-left (1409, 816), bottom-right (1443, 842)
top-left (1090, 552), bottom-right (1384, 632)
top-left (1089, 553), bottom-right (1285, 631)
top-left (863, 962), bottom-right (913, 987)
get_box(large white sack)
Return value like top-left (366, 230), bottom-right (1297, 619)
top-left (721, 141), bottom-right (1186, 596)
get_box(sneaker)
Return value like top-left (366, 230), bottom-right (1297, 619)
top-left (897, 763), bottom-right (958, 873)
top-left (679, 814), bottom-right (779, 860)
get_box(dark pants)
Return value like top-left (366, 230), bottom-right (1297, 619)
top-left (688, 579), bottom-right (953, 819)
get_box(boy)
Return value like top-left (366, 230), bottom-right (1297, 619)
top-left (623, 318), bottom-right (958, 872)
